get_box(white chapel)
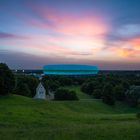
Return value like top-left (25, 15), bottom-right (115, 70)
top-left (34, 82), bottom-right (46, 99)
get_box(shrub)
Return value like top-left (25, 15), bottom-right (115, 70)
top-left (54, 88), bottom-right (78, 100)
top-left (92, 89), bottom-right (102, 99)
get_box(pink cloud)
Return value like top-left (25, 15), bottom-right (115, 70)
top-left (26, 44), bottom-right (93, 57)
top-left (105, 45), bottom-right (140, 59)
top-left (131, 37), bottom-right (140, 50)
top-left (24, 4), bottom-right (110, 38)
top-left (9, 3), bottom-right (140, 62)
top-left (13, 4), bottom-right (110, 60)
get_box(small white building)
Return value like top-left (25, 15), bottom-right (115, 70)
top-left (34, 82), bottom-right (46, 99)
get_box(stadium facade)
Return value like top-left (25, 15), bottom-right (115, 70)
top-left (43, 64), bottom-right (98, 75)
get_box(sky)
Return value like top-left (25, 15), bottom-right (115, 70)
top-left (0, 0), bottom-right (140, 70)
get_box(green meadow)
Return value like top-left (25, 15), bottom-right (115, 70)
top-left (0, 87), bottom-right (140, 140)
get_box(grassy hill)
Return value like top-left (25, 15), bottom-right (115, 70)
top-left (0, 89), bottom-right (140, 140)
top-left (64, 86), bottom-right (92, 99)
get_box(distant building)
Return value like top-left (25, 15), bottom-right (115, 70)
top-left (43, 64), bottom-right (98, 75)
top-left (34, 82), bottom-right (46, 99)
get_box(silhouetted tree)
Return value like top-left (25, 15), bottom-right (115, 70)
top-left (81, 82), bottom-right (95, 95)
top-left (102, 83), bottom-right (115, 105)
top-left (13, 82), bottom-right (31, 97)
top-left (14, 75), bottom-right (39, 97)
top-left (113, 84), bottom-right (125, 101)
top-left (125, 86), bottom-right (140, 107)
top-left (0, 63), bottom-right (15, 95)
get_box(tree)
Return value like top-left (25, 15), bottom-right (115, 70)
top-left (54, 88), bottom-right (78, 100)
top-left (102, 83), bottom-right (115, 105)
top-left (0, 63), bottom-right (15, 95)
top-left (113, 84), bottom-right (125, 101)
top-left (125, 86), bottom-right (140, 107)
top-left (23, 76), bottom-right (38, 97)
top-left (121, 80), bottom-right (130, 90)
top-left (14, 75), bottom-right (39, 97)
top-left (44, 80), bottom-right (60, 92)
top-left (81, 82), bottom-right (95, 95)
top-left (59, 77), bottom-right (73, 86)
top-left (13, 83), bottom-right (31, 97)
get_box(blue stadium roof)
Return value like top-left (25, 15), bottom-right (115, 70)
top-left (43, 64), bottom-right (98, 75)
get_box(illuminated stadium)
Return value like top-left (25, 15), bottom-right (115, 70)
top-left (43, 64), bottom-right (98, 75)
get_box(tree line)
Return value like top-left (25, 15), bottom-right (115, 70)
top-left (81, 74), bottom-right (140, 107)
top-left (0, 63), bottom-right (140, 106)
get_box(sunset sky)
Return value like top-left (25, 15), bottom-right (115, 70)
top-left (0, 0), bottom-right (140, 70)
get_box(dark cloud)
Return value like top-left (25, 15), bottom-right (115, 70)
top-left (105, 23), bottom-right (140, 47)
top-left (0, 50), bottom-right (140, 70)
top-left (0, 50), bottom-right (85, 69)
top-left (0, 50), bottom-right (58, 69)
top-left (0, 32), bottom-right (29, 39)
top-left (106, 33), bottom-right (140, 44)
top-left (0, 32), bottom-right (18, 38)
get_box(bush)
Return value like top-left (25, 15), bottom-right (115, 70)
top-left (0, 63), bottom-right (15, 95)
top-left (92, 89), bottom-right (102, 99)
top-left (54, 88), bottom-right (78, 100)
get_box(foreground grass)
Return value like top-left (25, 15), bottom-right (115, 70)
top-left (0, 94), bottom-right (140, 140)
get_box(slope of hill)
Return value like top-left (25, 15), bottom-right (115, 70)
top-left (0, 92), bottom-right (140, 140)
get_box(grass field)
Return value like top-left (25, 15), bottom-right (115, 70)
top-left (0, 87), bottom-right (140, 140)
